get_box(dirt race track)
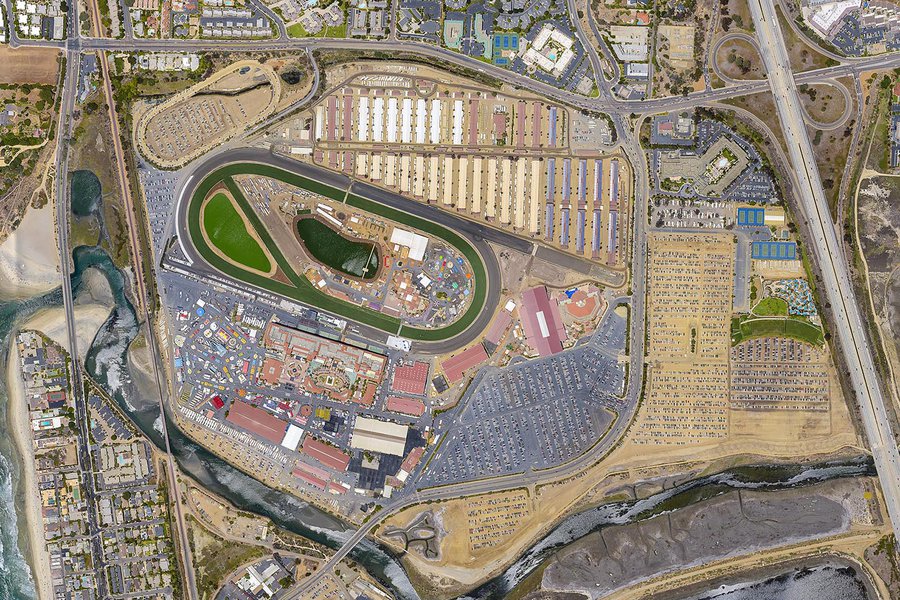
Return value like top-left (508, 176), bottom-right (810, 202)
top-left (0, 47), bottom-right (60, 84)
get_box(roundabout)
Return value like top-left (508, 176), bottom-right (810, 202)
top-left (175, 149), bottom-right (502, 348)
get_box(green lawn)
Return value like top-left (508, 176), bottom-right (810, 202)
top-left (287, 23), bottom-right (347, 38)
top-left (731, 315), bottom-right (824, 346)
top-left (186, 163), bottom-right (489, 341)
top-left (202, 193), bottom-right (272, 273)
top-left (752, 296), bottom-right (788, 317)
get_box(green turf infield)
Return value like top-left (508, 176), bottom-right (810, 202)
top-left (203, 192), bottom-right (272, 273)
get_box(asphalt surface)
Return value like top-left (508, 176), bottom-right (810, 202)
top-left (749, 0), bottom-right (900, 541)
top-left (170, 147), bottom-right (508, 354)
top-left (53, 20), bottom-right (111, 600)
top-left (287, 110), bottom-right (653, 599)
top-left (7, 28), bottom-right (900, 116)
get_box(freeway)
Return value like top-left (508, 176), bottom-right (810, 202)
top-left (7, 26), bottom-right (900, 117)
top-left (748, 0), bottom-right (900, 539)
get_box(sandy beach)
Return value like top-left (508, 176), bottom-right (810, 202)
top-left (0, 202), bottom-right (61, 301)
top-left (22, 305), bottom-right (114, 363)
top-left (6, 344), bottom-right (53, 600)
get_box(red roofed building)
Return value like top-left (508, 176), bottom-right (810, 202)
top-left (301, 437), bottom-right (351, 471)
top-left (442, 343), bottom-right (489, 383)
top-left (400, 446), bottom-right (425, 475)
top-left (485, 310), bottom-right (513, 345)
top-left (391, 361), bottom-right (430, 396)
top-left (520, 286), bottom-right (567, 356)
top-left (327, 481), bottom-right (349, 495)
top-left (259, 357), bottom-right (284, 386)
top-left (210, 395), bottom-right (225, 410)
top-left (386, 396), bottom-right (426, 417)
top-left (293, 460), bottom-right (330, 481)
top-left (226, 400), bottom-right (287, 445)
top-left (292, 466), bottom-right (327, 491)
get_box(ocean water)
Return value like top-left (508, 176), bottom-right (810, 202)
top-left (0, 453), bottom-right (37, 599)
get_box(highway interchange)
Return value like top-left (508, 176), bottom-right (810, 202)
top-left (25, 0), bottom-right (900, 595)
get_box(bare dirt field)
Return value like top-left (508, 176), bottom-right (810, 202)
top-left (538, 478), bottom-right (879, 599)
top-left (0, 47), bottom-right (60, 84)
top-left (855, 175), bottom-right (900, 395)
top-left (715, 37), bottom-right (765, 80)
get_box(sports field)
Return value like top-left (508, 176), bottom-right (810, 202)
top-left (203, 193), bottom-right (272, 273)
top-left (186, 163), bottom-right (489, 341)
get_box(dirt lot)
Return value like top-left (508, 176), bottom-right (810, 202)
top-left (0, 47), bottom-right (61, 84)
top-left (652, 0), bottom-right (712, 97)
top-left (855, 175), bottom-right (900, 391)
top-left (715, 37), bottom-right (764, 80)
top-left (137, 60), bottom-right (281, 168)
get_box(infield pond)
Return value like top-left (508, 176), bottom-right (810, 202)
top-left (295, 216), bottom-right (380, 279)
top-left (0, 175), bottom-right (871, 599)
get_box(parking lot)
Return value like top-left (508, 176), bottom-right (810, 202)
top-left (419, 309), bottom-right (626, 486)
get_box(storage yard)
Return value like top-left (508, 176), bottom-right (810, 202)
top-left (289, 66), bottom-right (630, 269)
top-left (183, 161), bottom-right (490, 341)
top-left (234, 173), bottom-right (477, 329)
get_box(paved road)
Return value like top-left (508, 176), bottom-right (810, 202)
top-left (52, 18), bottom-right (111, 598)
top-left (749, 0), bottom-right (900, 539)
top-left (169, 147), bottom-right (508, 355)
top-left (8, 30), bottom-right (900, 117)
top-left (98, 50), bottom-right (202, 600)
top-left (20, 3), bottom-right (899, 595)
